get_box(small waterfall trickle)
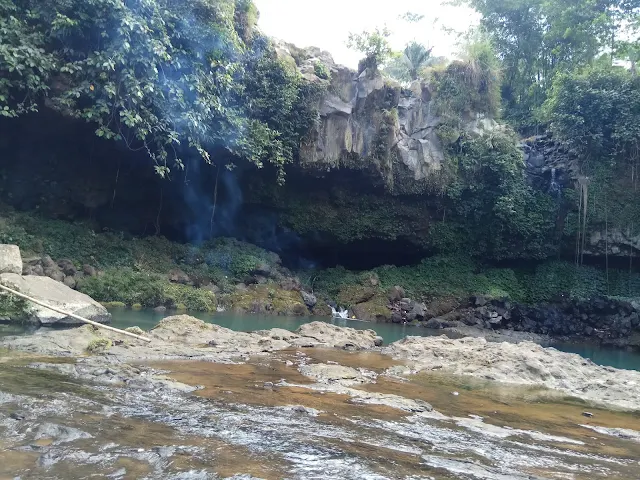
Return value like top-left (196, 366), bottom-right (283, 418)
top-left (330, 306), bottom-right (349, 319)
top-left (550, 168), bottom-right (562, 199)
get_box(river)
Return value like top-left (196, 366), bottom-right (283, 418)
top-left (2, 310), bottom-right (640, 478)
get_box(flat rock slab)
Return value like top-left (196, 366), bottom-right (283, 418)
top-left (0, 273), bottom-right (111, 326)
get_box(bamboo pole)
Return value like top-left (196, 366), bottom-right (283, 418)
top-left (0, 283), bottom-right (152, 342)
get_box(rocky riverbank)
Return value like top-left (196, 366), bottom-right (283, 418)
top-left (397, 295), bottom-right (640, 351)
top-left (2, 316), bottom-right (640, 411)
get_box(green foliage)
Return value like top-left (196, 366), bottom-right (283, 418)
top-left (464, 0), bottom-right (640, 129)
top-left (314, 62), bottom-right (331, 80)
top-left (0, 0), bottom-right (321, 183)
top-left (0, 0), bottom-right (56, 118)
top-left (0, 291), bottom-right (31, 322)
top-left (433, 32), bottom-right (502, 119)
top-left (78, 268), bottom-right (216, 311)
top-left (244, 47), bottom-right (327, 183)
top-left (442, 131), bottom-right (558, 260)
top-left (312, 266), bottom-right (362, 298)
top-left (544, 65), bottom-right (640, 239)
top-left (347, 26), bottom-right (393, 72)
top-left (544, 66), bottom-right (640, 164)
top-left (313, 255), bottom-right (640, 306)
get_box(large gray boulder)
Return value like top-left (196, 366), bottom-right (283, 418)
top-left (0, 273), bottom-right (111, 326)
top-left (0, 245), bottom-right (23, 275)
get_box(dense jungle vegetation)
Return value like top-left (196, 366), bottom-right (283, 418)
top-left (2, 0), bottom-right (640, 312)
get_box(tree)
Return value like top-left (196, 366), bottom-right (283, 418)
top-left (462, 0), bottom-right (640, 130)
top-left (0, 0), bottom-right (321, 183)
top-left (385, 42), bottom-right (434, 82)
top-left (347, 27), bottom-right (393, 73)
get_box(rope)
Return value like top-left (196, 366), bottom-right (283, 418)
top-left (0, 283), bottom-right (151, 343)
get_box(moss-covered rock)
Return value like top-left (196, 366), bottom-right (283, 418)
top-left (337, 284), bottom-right (377, 306)
top-left (101, 301), bottom-right (126, 309)
top-left (86, 337), bottom-right (112, 354)
top-left (351, 294), bottom-right (392, 322)
top-left (227, 285), bottom-right (309, 316)
top-left (312, 303), bottom-right (332, 317)
top-left (77, 268), bottom-right (216, 312)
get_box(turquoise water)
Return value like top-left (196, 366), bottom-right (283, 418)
top-left (108, 308), bottom-right (434, 344)
top-left (3, 308), bottom-right (640, 371)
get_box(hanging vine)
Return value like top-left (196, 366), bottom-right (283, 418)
top-left (575, 175), bottom-right (590, 266)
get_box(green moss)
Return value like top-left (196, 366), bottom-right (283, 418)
top-left (164, 284), bottom-right (216, 312)
top-left (86, 338), bottom-right (112, 353)
top-left (337, 284), bottom-right (377, 306)
top-left (78, 269), bottom-right (216, 311)
top-left (101, 301), bottom-right (126, 309)
top-left (227, 285), bottom-right (308, 316)
top-left (312, 303), bottom-right (332, 316)
top-left (124, 326), bottom-right (145, 335)
top-left (314, 62), bottom-right (330, 80)
top-left (0, 292), bottom-right (31, 323)
top-left (352, 294), bottom-right (392, 322)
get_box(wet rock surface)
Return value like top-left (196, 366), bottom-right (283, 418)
top-left (460, 296), bottom-right (640, 348)
top-left (1, 342), bottom-right (640, 479)
top-left (0, 316), bottom-right (381, 359)
top-left (384, 335), bottom-right (640, 410)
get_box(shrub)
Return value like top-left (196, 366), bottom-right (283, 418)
top-left (77, 269), bottom-right (216, 311)
top-left (314, 62), bottom-right (330, 80)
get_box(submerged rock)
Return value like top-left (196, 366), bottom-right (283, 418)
top-left (0, 273), bottom-right (110, 326)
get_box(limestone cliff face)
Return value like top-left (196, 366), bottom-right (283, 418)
top-left (275, 41), bottom-right (457, 195)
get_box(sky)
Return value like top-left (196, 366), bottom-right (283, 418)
top-left (252, 0), bottom-right (480, 68)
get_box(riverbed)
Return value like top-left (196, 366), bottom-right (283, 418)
top-left (1, 345), bottom-right (640, 479)
top-left (3, 314), bottom-right (640, 479)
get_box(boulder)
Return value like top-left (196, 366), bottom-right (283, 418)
top-left (41, 255), bottom-right (57, 269)
top-left (295, 322), bottom-right (380, 350)
top-left (387, 286), bottom-right (405, 302)
top-left (0, 245), bottom-right (22, 275)
top-left (168, 269), bottom-right (192, 285)
top-left (62, 275), bottom-right (77, 289)
top-left (83, 265), bottom-right (98, 277)
top-left (407, 302), bottom-right (427, 321)
top-left (57, 259), bottom-right (77, 276)
top-left (0, 273), bottom-right (111, 326)
top-left (45, 268), bottom-right (65, 283)
top-left (300, 291), bottom-right (317, 309)
top-left (23, 264), bottom-right (44, 276)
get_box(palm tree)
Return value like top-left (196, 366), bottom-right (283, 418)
top-left (385, 42), bottom-right (434, 82)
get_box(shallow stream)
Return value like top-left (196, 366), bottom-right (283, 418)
top-left (1, 347), bottom-right (640, 479)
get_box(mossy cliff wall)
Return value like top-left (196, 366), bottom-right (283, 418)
top-left (0, 41), bottom-right (637, 265)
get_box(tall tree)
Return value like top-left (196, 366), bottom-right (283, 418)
top-left (463, 0), bottom-right (640, 130)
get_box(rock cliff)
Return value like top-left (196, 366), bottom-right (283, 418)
top-left (275, 41), bottom-right (498, 195)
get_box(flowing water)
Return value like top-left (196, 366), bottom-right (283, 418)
top-left (1, 347), bottom-right (640, 479)
top-left (3, 310), bottom-right (640, 477)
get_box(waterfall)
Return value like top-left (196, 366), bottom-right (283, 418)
top-left (550, 168), bottom-right (561, 199)
top-left (330, 306), bottom-right (349, 319)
